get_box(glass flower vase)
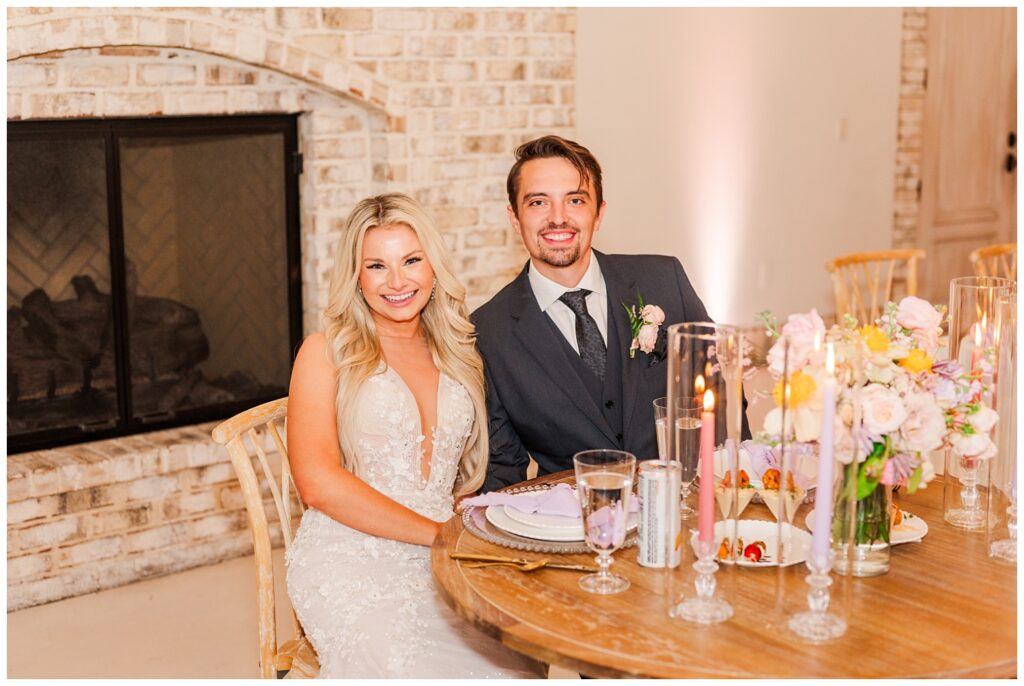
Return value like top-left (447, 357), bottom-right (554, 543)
top-left (833, 473), bottom-right (891, 577)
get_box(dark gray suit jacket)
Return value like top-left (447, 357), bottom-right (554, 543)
top-left (472, 251), bottom-right (712, 492)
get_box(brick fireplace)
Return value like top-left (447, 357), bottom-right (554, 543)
top-left (7, 6), bottom-right (577, 609)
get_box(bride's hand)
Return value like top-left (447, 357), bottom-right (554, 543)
top-left (454, 490), bottom-right (481, 513)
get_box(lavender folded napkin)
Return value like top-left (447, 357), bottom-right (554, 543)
top-left (462, 483), bottom-right (639, 519)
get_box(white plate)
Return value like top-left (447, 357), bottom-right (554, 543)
top-left (485, 506), bottom-right (584, 541)
top-left (690, 519), bottom-right (811, 567)
top-left (804, 509), bottom-right (928, 545)
top-left (485, 505), bottom-right (640, 542)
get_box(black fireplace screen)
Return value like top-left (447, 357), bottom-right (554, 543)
top-left (7, 115), bottom-right (302, 453)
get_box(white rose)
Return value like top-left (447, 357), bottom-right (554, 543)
top-left (861, 384), bottom-right (907, 435)
top-left (763, 406), bottom-right (821, 443)
top-left (896, 296), bottom-right (943, 350)
top-left (899, 392), bottom-right (946, 454)
top-left (766, 309), bottom-right (826, 375)
top-left (968, 406), bottom-right (998, 434)
top-left (953, 432), bottom-right (997, 460)
top-left (865, 359), bottom-right (897, 385)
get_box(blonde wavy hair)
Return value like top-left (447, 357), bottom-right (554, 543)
top-left (323, 193), bottom-right (487, 496)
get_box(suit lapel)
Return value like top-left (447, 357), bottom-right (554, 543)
top-left (597, 252), bottom-right (645, 439)
top-left (509, 263), bottom-right (619, 444)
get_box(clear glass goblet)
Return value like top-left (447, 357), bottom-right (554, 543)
top-left (573, 449), bottom-right (636, 595)
top-left (654, 396), bottom-right (700, 518)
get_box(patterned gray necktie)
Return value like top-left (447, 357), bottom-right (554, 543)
top-left (558, 289), bottom-right (606, 381)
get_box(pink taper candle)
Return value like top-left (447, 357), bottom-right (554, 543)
top-left (970, 322), bottom-right (984, 371)
top-left (698, 389), bottom-right (716, 546)
top-left (811, 343), bottom-right (837, 566)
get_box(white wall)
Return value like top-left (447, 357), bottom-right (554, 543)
top-left (577, 8), bottom-right (902, 325)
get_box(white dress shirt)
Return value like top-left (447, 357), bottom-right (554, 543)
top-left (527, 252), bottom-right (609, 353)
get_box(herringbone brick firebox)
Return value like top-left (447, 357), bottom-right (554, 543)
top-left (7, 6), bottom-right (576, 610)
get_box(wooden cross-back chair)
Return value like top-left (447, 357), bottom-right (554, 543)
top-left (211, 398), bottom-right (319, 679)
top-left (970, 243), bottom-right (1017, 280)
top-left (825, 249), bottom-right (926, 325)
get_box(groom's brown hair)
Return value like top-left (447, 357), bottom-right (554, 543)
top-left (506, 135), bottom-right (604, 218)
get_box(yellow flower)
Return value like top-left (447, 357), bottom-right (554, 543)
top-left (900, 348), bottom-right (933, 374)
top-left (861, 325), bottom-right (889, 353)
top-left (772, 371), bottom-right (817, 408)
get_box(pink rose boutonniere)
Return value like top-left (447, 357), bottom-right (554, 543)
top-left (623, 292), bottom-right (665, 360)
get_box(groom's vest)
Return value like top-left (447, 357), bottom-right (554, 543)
top-left (542, 305), bottom-right (625, 448)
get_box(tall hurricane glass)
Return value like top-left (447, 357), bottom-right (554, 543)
top-left (943, 276), bottom-right (1014, 529)
top-left (988, 288), bottom-right (1017, 563)
top-left (666, 323), bottom-right (743, 625)
top-left (574, 449), bottom-right (636, 594)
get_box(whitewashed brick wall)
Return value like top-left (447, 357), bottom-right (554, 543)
top-left (892, 8), bottom-right (926, 248)
top-left (7, 6), bottom-right (576, 609)
top-left (7, 424), bottom-right (299, 611)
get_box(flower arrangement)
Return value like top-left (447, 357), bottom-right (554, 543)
top-left (755, 296), bottom-right (999, 548)
top-left (623, 292), bottom-right (665, 359)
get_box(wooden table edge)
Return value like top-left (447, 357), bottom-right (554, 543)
top-left (430, 474), bottom-right (1017, 678)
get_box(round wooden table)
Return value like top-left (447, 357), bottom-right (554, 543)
top-left (431, 472), bottom-right (1016, 678)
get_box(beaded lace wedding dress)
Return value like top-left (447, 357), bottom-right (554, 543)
top-left (286, 364), bottom-right (539, 678)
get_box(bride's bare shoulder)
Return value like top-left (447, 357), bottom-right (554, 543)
top-left (293, 332), bottom-right (334, 379)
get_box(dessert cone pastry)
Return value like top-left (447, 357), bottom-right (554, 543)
top-left (759, 469), bottom-right (803, 522)
top-left (717, 470), bottom-right (756, 518)
top-left (715, 485), bottom-right (734, 519)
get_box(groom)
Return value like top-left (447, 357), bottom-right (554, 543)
top-left (473, 135), bottom-right (713, 491)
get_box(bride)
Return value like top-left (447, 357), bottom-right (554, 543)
top-left (285, 193), bottom-right (541, 678)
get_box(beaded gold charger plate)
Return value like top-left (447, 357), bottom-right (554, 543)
top-left (462, 483), bottom-right (638, 554)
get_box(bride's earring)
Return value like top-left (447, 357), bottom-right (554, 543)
top-left (429, 278), bottom-right (437, 302)
top-left (357, 285), bottom-right (364, 299)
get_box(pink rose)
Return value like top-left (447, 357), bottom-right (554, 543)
top-left (860, 383), bottom-right (907, 435)
top-left (766, 309), bottom-right (826, 375)
top-left (640, 304), bottom-right (666, 326)
top-left (896, 296), bottom-right (943, 350)
top-left (637, 323), bottom-right (658, 354)
top-left (899, 392), bottom-right (945, 454)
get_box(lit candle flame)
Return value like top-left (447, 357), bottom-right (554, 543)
top-left (694, 374), bottom-right (705, 396)
top-left (814, 330), bottom-right (822, 351)
top-left (974, 322), bottom-right (984, 346)
top-left (704, 361), bottom-right (713, 378)
top-left (826, 342), bottom-right (835, 376)
top-left (703, 389), bottom-right (715, 412)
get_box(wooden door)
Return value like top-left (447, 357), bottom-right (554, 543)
top-left (919, 8), bottom-right (1016, 304)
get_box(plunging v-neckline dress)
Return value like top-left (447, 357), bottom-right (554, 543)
top-left (285, 364), bottom-right (538, 678)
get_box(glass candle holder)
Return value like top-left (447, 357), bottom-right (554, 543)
top-left (665, 323), bottom-right (743, 624)
top-left (987, 289), bottom-right (1016, 563)
top-left (943, 276), bottom-right (1014, 530)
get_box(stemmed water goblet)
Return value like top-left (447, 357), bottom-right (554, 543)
top-left (573, 449), bottom-right (636, 595)
top-left (653, 396), bottom-right (700, 518)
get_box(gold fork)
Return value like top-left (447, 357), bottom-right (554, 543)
top-left (461, 559), bottom-right (550, 572)
top-left (451, 553), bottom-right (596, 572)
